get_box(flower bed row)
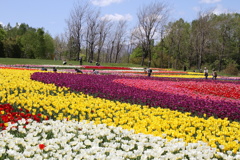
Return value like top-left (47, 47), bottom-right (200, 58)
top-left (0, 103), bottom-right (45, 130)
top-left (82, 65), bottom-right (132, 70)
top-left (31, 72), bottom-right (240, 122)
top-left (2, 118), bottom-right (238, 159)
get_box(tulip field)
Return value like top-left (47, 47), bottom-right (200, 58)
top-left (0, 65), bottom-right (240, 159)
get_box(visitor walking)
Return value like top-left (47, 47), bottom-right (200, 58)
top-left (183, 65), bottom-right (187, 71)
top-left (204, 67), bottom-right (208, 79)
top-left (147, 68), bottom-right (152, 77)
top-left (79, 57), bottom-right (83, 65)
top-left (212, 69), bottom-right (217, 80)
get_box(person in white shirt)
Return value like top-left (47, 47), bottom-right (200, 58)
top-left (93, 69), bottom-right (99, 75)
top-left (203, 67), bottom-right (208, 79)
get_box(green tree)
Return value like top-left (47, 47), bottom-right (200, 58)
top-left (36, 28), bottom-right (46, 58)
top-left (44, 33), bottom-right (55, 59)
top-left (163, 18), bottom-right (191, 69)
top-left (20, 30), bottom-right (37, 58)
top-left (3, 37), bottom-right (21, 58)
top-left (0, 27), bottom-right (6, 57)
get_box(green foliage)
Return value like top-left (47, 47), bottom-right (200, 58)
top-left (0, 28), bottom-right (6, 41)
top-left (223, 61), bottom-right (239, 76)
top-left (159, 13), bottom-right (240, 71)
top-left (20, 30), bottom-right (38, 58)
top-left (0, 28), bottom-right (7, 57)
top-left (1, 23), bottom-right (54, 59)
top-left (129, 46), bottom-right (144, 65)
top-left (130, 46), bottom-right (143, 58)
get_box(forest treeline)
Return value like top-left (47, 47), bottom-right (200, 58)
top-left (144, 13), bottom-right (240, 74)
top-left (0, 24), bottom-right (54, 59)
top-left (0, 1), bottom-right (239, 74)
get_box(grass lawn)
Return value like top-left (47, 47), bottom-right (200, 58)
top-left (1, 58), bottom-right (239, 77)
top-left (0, 58), bottom-right (145, 68)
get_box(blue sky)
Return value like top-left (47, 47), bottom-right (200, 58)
top-left (0, 0), bottom-right (240, 37)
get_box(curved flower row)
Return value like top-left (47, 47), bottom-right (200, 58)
top-left (174, 81), bottom-right (240, 99)
top-left (82, 66), bottom-right (132, 70)
top-left (1, 69), bottom-right (240, 153)
top-left (114, 79), bottom-right (240, 103)
top-left (0, 103), bottom-right (45, 130)
top-left (0, 67), bottom-right (38, 71)
top-left (31, 72), bottom-right (240, 121)
top-left (154, 74), bottom-right (205, 78)
top-left (2, 119), bottom-right (237, 160)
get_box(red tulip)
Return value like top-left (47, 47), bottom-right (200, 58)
top-left (39, 144), bottom-right (45, 150)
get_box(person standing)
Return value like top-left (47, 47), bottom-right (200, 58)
top-left (183, 65), bottom-right (187, 71)
top-left (147, 68), bottom-right (152, 77)
top-left (203, 67), bottom-right (208, 79)
top-left (79, 57), bottom-right (83, 65)
top-left (212, 69), bottom-right (217, 80)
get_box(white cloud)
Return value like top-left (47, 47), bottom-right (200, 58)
top-left (199, 0), bottom-right (221, 4)
top-left (91, 0), bottom-right (123, 7)
top-left (101, 13), bottom-right (132, 21)
top-left (212, 4), bottom-right (229, 15)
top-left (0, 22), bottom-right (3, 26)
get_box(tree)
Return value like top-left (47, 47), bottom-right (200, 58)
top-left (85, 9), bottom-right (100, 62)
top-left (108, 32), bottom-right (116, 63)
top-left (54, 33), bottom-right (68, 60)
top-left (133, 1), bottom-right (169, 67)
top-left (66, 1), bottom-right (90, 60)
top-left (96, 18), bottom-right (112, 63)
top-left (44, 33), bottom-right (55, 59)
top-left (3, 37), bottom-right (21, 58)
top-left (164, 19), bottom-right (191, 69)
top-left (191, 10), bottom-right (213, 70)
top-left (0, 27), bottom-right (6, 57)
top-left (114, 20), bottom-right (127, 63)
top-left (36, 28), bottom-right (46, 59)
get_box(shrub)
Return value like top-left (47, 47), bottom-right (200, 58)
top-left (223, 62), bottom-right (239, 76)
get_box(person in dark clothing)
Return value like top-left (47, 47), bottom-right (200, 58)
top-left (41, 67), bottom-right (47, 71)
top-left (147, 68), bottom-right (152, 77)
top-left (53, 67), bottom-right (57, 72)
top-left (184, 66), bottom-right (187, 71)
top-left (212, 69), bottom-right (217, 80)
top-left (96, 62), bottom-right (100, 66)
top-left (75, 68), bottom-right (83, 73)
top-left (203, 67), bottom-right (208, 79)
top-left (79, 57), bottom-right (83, 65)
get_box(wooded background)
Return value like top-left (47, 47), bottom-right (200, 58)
top-left (0, 1), bottom-right (239, 74)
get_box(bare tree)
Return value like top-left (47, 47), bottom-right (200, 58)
top-left (133, 1), bottom-right (169, 67)
top-left (96, 18), bottom-right (112, 62)
top-left (54, 33), bottom-right (68, 60)
top-left (114, 20), bottom-right (127, 63)
top-left (192, 10), bottom-right (213, 70)
top-left (66, 1), bottom-right (89, 60)
top-left (108, 32), bottom-right (116, 63)
top-left (85, 9), bottom-right (100, 62)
